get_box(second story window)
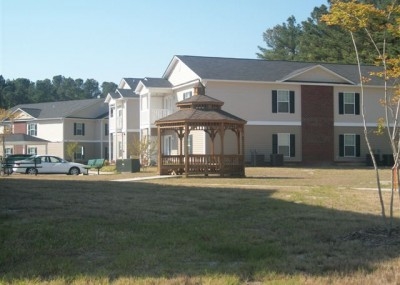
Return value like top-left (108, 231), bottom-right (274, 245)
top-left (339, 92), bottom-right (360, 115)
top-left (74, 123), bottom-right (85, 136)
top-left (272, 90), bottom-right (295, 113)
top-left (27, 123), bottom-right (37, 136)
top-left (183, 91), bottom-right (192, 100)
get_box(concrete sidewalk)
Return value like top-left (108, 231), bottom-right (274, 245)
top-left (112, 175), bottom-right (180, 182)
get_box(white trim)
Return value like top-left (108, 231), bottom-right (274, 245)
top-left (248, 121), bottom-right (302, 126)
top-left (279, 65), bottom-right (356, 85)
top-left (334, 122), bottom-right (377, 127)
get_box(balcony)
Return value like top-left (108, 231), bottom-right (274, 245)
top-left (140, 109), bottom-right (172, 127)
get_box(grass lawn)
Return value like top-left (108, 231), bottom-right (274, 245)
top-left (1, 166), bottom-right (400, 284)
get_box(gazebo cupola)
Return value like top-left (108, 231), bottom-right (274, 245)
top-left (155, 82), bottom-right (247, 177)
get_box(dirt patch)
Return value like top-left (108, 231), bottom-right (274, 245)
top-left (340, 226), bottom-right (400, 246)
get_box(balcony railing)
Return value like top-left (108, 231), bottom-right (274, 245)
top-left (140, 109), bottom-right (172, 126)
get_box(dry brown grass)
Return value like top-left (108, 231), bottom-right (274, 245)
top-left (2, 166), bottom-right (400, 285)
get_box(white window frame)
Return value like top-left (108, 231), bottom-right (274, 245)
top-left (27, 147), bottom-right (37, 155)
top-left (164, 135), bottom-right (172, 155)
top-left (27, 123), bottom-right (37, 136)
top-left (344, 134), bottom-right (356, 157)
top-left (278, 133), bottom-right (291, 157)
top-left (277, 90), bottom-right (290, 113)
top-left (5, 148), bottom-right (13, 156)
top-left (183, 91), bottom-right (192, 100)
top-left (75, 123), bottom-right (84, 136)
top-left (74, 146), bottom-right (85, 160)
top-left (188, 135), bottom-right (193, 155)
top-left (344, 92), bottom-right (356, 114)
top-left (117, 109), bottom-right (123, 129)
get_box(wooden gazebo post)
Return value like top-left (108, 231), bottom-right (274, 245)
top-left (184, 124), bottom-right (189, 178)
top-left (157, 128), bottom-right (162, 174)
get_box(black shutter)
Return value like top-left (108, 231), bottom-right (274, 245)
top-left (355, 93), bottom-right (360, 115)
top-left (74, 123), bottom-right (77, 135)
top-left (290, 134), bottom-right (295, 157)
top-left (272, 134), bottom-right (278, 154)
top-left (272, 90), bottom-right (277, 113)
top-left (82, 123), bottom-right (85, 136)
top-left (339, 135), bottom-right (344, 157)
top-left (339, 92), bottom-right (344, 114)
top-left (289, 91), bottom-right (295, 113)
top-left (356, 135), bottom-right (360, 157)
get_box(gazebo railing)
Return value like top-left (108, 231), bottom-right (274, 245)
top-left (159, 154), bottom-right (244, 176)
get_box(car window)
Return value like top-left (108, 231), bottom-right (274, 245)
top-left (49, 156), bottom-right (62, 163)
top-left (41, 157), bottom-right (47, 163)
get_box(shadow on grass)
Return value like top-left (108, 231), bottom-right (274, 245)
top-left (0, 178), bottom-right (399, 282)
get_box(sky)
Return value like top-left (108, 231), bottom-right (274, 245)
top-left (1, 0), bottom-right (328, 85)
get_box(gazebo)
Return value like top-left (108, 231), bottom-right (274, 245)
top-left (155, 83), bottom-right (247, 177)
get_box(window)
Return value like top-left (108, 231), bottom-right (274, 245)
top-left (105, 123), bottom-right (109, 136)
top-left (339, 92), bottom-right (360, 115)
top-left (117, 109), bottom-right (123, 129)
top-left (5, 148), bottom-right (13, 156)
top-left (27, 123), bottom-right (37, 136)
top-left (27, 147), bottom-right (37, 155)
top-left (118, 141), bottom-right (123, 158)
top-left (74, 123), bottom-right (85, 136)
top-left (164, 136), bottom-right (172, 155)
top-left (110, 107), bottom-right (114, 118)
top-left (183, 91), bottom-right (192, 100)
top-left (187, 135), bottom-right (193, 154)
top-left (339, 134), bottom-right (360, 157)
top-left (272, 133), bottom-right (295, 157)
top-left (74, 146), bottom-right (85, 160)
top-left (272, 90), bottom-right (295, 113)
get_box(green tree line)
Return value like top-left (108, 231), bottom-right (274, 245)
top-left (0, 75), bottom-right (117, 109)
top-left (257, 0), bottom-right (400, 64)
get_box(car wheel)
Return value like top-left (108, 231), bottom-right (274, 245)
top-left (69, 167), bottom-right (80, 175)
top-left (27, 168), bottom-right (38, 175)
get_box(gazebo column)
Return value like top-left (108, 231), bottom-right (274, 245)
top-left (241, 127), bottom-right (245, 176)
top-left (219, 123), bottom-right (225, 177)
top-left (184, 124), bottom-right (189, 178)
top-left (157, 127), bottom-right (162, 175)
top-left (174, 128), bottom-right (184, 167)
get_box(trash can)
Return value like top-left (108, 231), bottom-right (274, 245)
top-left (116, 159), bottom-right (140, 172)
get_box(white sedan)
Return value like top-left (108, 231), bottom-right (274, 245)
top-left (13, 155), bottom-right (88, 175)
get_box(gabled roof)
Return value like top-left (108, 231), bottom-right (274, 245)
top-left (121, 78), bottom-right (141, 89)
top-left (164, 55), bottom-right (386, 86)
top-left (140, 77), bottom-right (173, 88)
top-left (116, 88), bottom-right (138, 98)
top-left (10, 98), bottom-right (107, 120)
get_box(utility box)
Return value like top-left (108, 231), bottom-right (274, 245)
top-left (116, 159), bottom-right (140, 173)
top-left (270, 154), bottom-right (284, 166)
